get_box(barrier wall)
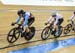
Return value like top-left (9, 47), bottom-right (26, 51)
top-left (0, 0), bottom-right (75, 6)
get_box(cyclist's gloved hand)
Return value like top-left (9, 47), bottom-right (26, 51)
top-left (11, 22), bottom-right (16, 26)
top-left (45, 23), bottom-right (48, 25)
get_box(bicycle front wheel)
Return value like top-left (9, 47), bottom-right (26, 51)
top-left (41, 27), bottom-right (51, 40)
top-left (7, 28), bottom-right (20, 43)
top-left (64, 24), bottom-right (72, 34)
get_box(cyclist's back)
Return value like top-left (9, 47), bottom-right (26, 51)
top-left (55, 13), bottom-right (63, 20)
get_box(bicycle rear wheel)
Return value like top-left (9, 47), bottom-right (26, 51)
top-left (24, 27), bottom-right (35, 41)
top-left (7, 28), bottom-right (20, 43)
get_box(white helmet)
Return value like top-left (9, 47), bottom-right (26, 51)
top-left (51, 11), bottom-right (57, 17)
top-left (51, 11), bottom-right (57, 15)
top-left (73, 11), bottom-right (75, 14)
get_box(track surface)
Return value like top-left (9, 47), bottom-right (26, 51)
top-left (0, 3), bottom-right (75, 53)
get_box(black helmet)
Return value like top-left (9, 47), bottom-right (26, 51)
top-left (17, 9), bottom-right (25, 15)
top-left (73, 11), bottom-right (75, 14)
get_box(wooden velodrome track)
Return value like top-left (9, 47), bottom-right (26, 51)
top-left (0, 2), bottom-right (75, 53)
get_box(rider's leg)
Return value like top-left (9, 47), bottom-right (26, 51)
top-left (58, 18), bottom-right (64, 26)
top-left (28, 18), bottom-right (35, 26)
top-left (56, 18), bottom-right (64, 30)
top-left (53, 20), bottom-right (58, 31)
top-left (22, 25), bottom-right (29, 34)
top-left (23, 18), bottom-right (35, 33)
top-left (51, 18), bottom-right (64, 35)
top-left (27, 18), bottom-right (35, 33)
top-left (21, 25), bottom-right (28, 37)
top-left (48, 18), bottom-right (55, 29)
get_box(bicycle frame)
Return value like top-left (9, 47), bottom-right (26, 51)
top-left (69, 20), bottom-right (75, 29)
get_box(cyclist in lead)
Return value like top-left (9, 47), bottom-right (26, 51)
top-left (12, 9), bottom-right (35, 36)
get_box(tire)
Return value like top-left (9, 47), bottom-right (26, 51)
top-left (54, 26), bottom-right (62, 38)
top-left (7, 28), bottom-right (20, 43)
top-left (72, 27), bottom-right (75, 32)
top-left (72, 24), bottom-right (75, 31)
top-left (64, 24), bottom-right (72, 34)
top-left (41, 27), bottom-right (51, 40)
top-left (24, 27), bottom-right (35, 41)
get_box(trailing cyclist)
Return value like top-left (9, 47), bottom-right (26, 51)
top-left (68, 11), bottom-right (75, 23)
top-left (45, 11), bottom-right (64, 34)
top-left (68, 11), bottom-right (75, 30)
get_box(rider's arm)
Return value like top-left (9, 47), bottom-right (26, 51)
top-left (22, 14), bottom-right (29, 27)
top-left (47, 16), bottom-right (52, 23)
top-left (69, 14), bottom-right (74, 20)
top-left (16, 16), bottom-right (21, 24)
top-left (45, 16), bottom-right (52, 25)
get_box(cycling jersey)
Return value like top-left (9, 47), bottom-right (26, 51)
top-left (16, 12), bottom-right (34, 27)
top-left (48, 13), bottom-right (63, 25)
top-left (55, 13), bottom-right (63, 20)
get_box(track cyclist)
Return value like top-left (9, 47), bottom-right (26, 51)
top-left (45, 11), bottom-right (64, 34)
top-left (12, 9), bottom-right (35, 36)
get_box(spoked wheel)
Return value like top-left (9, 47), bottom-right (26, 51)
top-left (64, 24), bottom-right (72, 34)
top-left (54, 26), bottom-right (63, 38)
top-left (41, 27), bottom-right (51, 40)
top-left (24, 27), bottom-right (35, 41)
top-left (7, 28), bottom-right (20, 43)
